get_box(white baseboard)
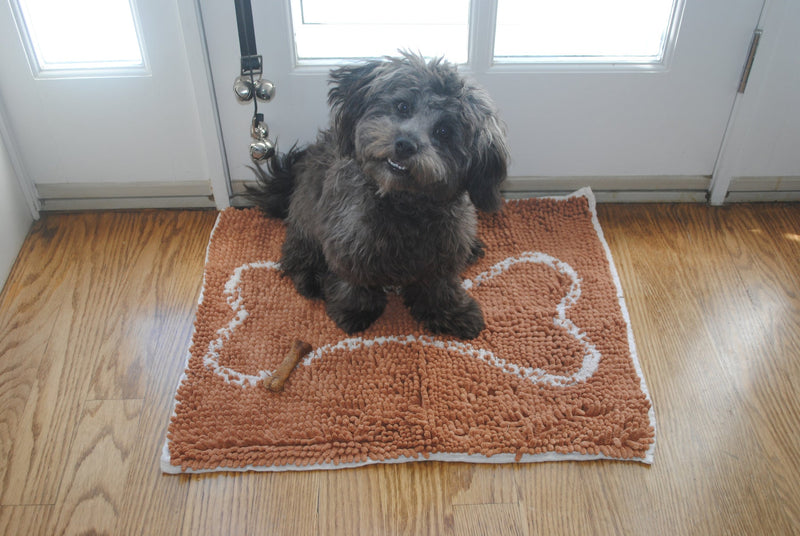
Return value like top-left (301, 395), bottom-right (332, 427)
top-left (501, 175), bottom-right (711, 192)
top-left (35, 175), bottom-right (800, 211)
top-left (232, 176), bottom-right (713, 204)
top-left (37, 181), bottom-right (216, 211)
top-left (500, 176), bottom-right (711, 203)
top-left (504, 175), bottom-right (800, 202)
top-left (726, 176), bottom-right (800, 201)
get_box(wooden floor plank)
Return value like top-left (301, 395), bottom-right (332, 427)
top-left (318, 467), bottom-right (388, 535)
top-left (596, 203), bottom-right (796, 535)
top-left (79, 211), bottom-right (211, 401)
top-left (448, 464), bottom-right (521, 506)
top-left (0, 215), bottom-right (97, 505)
top-left (181, 472), bottom-right (321, 536)
top-left (706, 205), bottom-right (800, 527)
top-left (113, 211), bottom-right (218, 536)
top-left (379, 463), bottom-right (457, 535)
top-left (48, 399), bottom-right (143, 535)
top-left (453, 503), bottom-right (528, 536)
top-left (0, 215), bottom-right (79, 503)
top-left (0, 505), bottom-right (53, 535)
top-left (0, 203), bottom-right (798, 535)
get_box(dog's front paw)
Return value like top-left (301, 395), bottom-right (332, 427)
top-left (327, 304), bottom-right (385, 334)
top-left (404, 283), bottom-right (486, 339)
top-left (424, 297), bottom-right (486, 340)
top-left (291, 271), bottom-right (324, 300)
top-left (323, 278), bottom-right (387, 334)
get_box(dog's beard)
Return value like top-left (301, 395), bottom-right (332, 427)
top-left (354, 118), bottom-right (452, 197)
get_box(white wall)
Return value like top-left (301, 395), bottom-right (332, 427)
top-left (0, 132), bottom-right (33, 292)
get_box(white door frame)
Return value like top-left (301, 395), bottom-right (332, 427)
top-left (0, 95), bottom-right (39, 219)
top-left (708, 0), bottom-right (792, 206)
top-left (177, 0), bottom-right (232, 209)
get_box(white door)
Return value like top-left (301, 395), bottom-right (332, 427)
top-left (201, 0), bottom-right (764, 203)
top-left (0, 0), bottom-right (225, 212)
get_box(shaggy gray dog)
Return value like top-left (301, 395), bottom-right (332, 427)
top-left (249, 52), bottom-right (509, 339)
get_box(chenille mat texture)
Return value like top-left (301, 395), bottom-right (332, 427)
top-left (161, 188), bottom-right (656, 473)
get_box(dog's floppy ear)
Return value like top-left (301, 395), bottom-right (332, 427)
top-left (464, 92), bottom-right (510, 213)
top-left (328, 61), bottom-right (384, 156)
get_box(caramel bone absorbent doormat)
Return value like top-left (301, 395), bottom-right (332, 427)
top-left (162, 188), bottom-right (655, 473)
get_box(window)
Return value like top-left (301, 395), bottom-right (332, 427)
top-left (290, 0), bottom-right (470, 64)
top-left (289, 0), bottom-right (681, 68)
top-left (12, 0), bottom-right (147, 77)
top-left (494, 0), bottom-right (678, 64)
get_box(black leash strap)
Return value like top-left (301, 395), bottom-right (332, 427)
top-left (234, 0), bottom-right (261, 75)
top-left (233, 0), bottom-right (275, 163)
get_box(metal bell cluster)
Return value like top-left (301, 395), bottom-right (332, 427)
top-left (234, 75), bottom-right (276, 163)
top-left (249, 115), bottom-right (275, 162)
top-left (233, 76), bottom-right (275, 103)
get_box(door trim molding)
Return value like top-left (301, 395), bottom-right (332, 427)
top-left (0, 94), bottom-right (39, 219)
top-left (709, 0), bottom-right (770, 205)
top-left (177, 0), bottom-right (231, 210)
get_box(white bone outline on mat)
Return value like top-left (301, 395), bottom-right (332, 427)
top-left (202, 253), bottom-right (600, 388)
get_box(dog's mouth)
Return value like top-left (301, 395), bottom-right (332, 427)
top-left (386, 158), bottom-right (410, 176)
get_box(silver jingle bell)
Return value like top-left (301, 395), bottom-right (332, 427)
top-left (254, 79), bottom-right (276, 102)
top-left (233, 76), bottom-right (254, 101)
top-left (251, 120), bottom-right (268, 140)
top-left (250, 138), bottom-right (276, 162)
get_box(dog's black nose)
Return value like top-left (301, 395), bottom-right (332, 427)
top-left (394, 137), bottom-right (418, 159)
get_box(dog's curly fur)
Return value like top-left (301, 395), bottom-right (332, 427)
top-left (248, 52), bottom-right (509, 339)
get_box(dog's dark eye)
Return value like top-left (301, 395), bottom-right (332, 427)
top-left (396, 101), bottom-right (411, 116)
top-left (433, 125), bottom-right (451, 140)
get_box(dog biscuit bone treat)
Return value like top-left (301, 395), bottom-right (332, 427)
top-left (265, 340), bottom-right (312, 392)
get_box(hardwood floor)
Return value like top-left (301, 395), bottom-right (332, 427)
top-left (0, 203), bottom-right (798, 535)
